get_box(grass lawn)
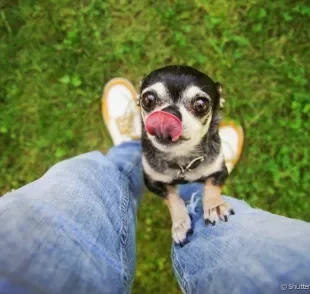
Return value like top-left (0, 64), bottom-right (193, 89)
top-left (0, 0), bottom-right (309, 293)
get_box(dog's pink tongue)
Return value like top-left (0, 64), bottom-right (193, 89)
top-left (145, 111), bottom-right (182, 142)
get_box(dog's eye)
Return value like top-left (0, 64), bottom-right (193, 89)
top-left (141, 92), bottom-right (157, 111)
top-left (192, 98), bottom-right (210, 116)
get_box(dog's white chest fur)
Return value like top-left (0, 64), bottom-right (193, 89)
top-left (142, 151), bottom-right (224, 183)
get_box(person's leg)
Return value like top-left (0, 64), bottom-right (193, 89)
top-left (172, 124), bottom-right (310, 293)
top-left (0, 144), bottom-right (143, 294)
top-left (0, 78), bottom-right (142, 294)
top-left (173, 186), bottom-right (310, 294)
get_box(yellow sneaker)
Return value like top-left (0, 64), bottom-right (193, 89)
top-left (101, 78), bottom-right (141, 145)
top-left (219, 121), bottom-right (244, 173)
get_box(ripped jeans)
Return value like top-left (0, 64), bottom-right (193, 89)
top-left (0, 141), bottom-right (310, 294)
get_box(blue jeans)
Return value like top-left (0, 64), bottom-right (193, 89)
top-left (0, 141), bottom-right (309, 294)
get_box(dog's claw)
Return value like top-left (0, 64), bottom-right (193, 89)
top-left (205, 219), bottom-right (217, 226)
top-left (187, 228), bottom-right (193, 235)
top-left (179, 239), bottom-right (190, 247)
top-left (204, 201), bottom-right (233, 226)
top-left (205, 219), bottom-right (212, 226)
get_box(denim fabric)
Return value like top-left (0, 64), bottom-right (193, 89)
top-left (0, 142), bottom-right (143, 294)
top-left (0, 141), bottom-right (309, 294)
top-left (176, 184), bottom-right (310, 294)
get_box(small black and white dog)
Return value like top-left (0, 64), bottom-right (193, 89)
top-left (138, 65), bottom-right (234, 245)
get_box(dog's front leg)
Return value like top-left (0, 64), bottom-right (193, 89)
top-left (165, 186), bottom-right (192, 245)
top-left (144, 173), bottom-right (192, 244)
top-left (203, 168), bottom-right (234, 225)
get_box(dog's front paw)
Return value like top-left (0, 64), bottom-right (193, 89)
top-left (172, 214), bottom-right (192, 245)
top-left (204, 202), bottom-right (235, 226)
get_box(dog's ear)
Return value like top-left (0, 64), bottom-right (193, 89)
top-left (215, 82), bottom-right (225, 109)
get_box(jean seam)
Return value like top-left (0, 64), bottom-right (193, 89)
top-left (120, 154), bottom-right (141, 293)
top-left (119, 174), bottom-right (131, 294)
top-left (172, 249), bottom-right (190, 294)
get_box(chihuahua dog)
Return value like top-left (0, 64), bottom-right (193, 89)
top-left (138, 65), bottom-right (234, 245)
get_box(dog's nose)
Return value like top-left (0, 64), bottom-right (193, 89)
top-left (161, 105), bottom-right (182, 121)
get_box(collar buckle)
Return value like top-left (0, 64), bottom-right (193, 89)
top-left (171, 156), bottom-right (205, 180)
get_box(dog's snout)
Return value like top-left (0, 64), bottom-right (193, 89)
top-left (161, 105), bottom-right (182, 121)
top-left (145, 107), bottom-right (183, 142)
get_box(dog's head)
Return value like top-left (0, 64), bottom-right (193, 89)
top-left (138, 65), bottom-right (223, 155)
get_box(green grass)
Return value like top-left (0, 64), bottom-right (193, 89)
top-left (0, 0), bottom-right (309, 292)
